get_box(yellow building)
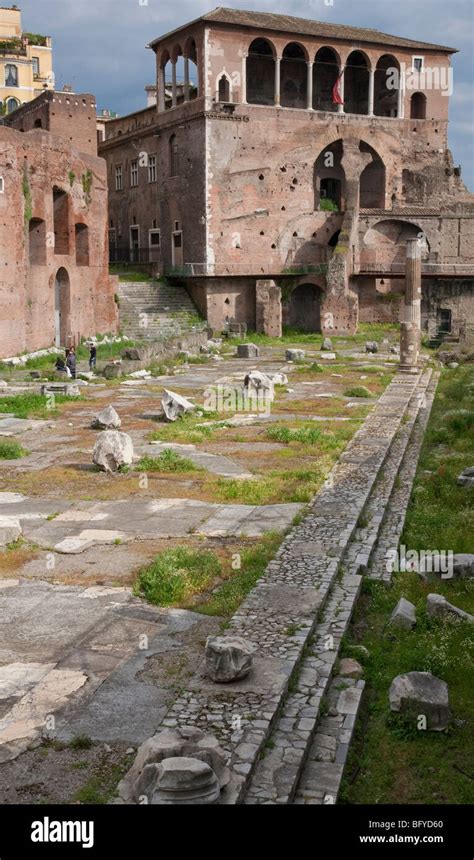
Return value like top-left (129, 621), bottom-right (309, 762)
top-left (0, 5), bottom-right (53, 115)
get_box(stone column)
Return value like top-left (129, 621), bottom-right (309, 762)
top-left (158, 63), bottom-right (166, 112)
top-left (307, 61), bottom-right (313, 110)
top-left (183, 56), bottom-right (190, 101)
top-left (241, 54), bottom-right (247, 104)
top-left (274, 57), bottom-right (281, 107)
top-left (171, 61), bottom-right (177, 108)
top-left (368, 68), bottom-right (375, 116)
top-left (337, 65), bottom-right (345, 114)
top-left (397, 76), bottom-right (404, 118)
top-left (399, 238), bottom-right (422, 373)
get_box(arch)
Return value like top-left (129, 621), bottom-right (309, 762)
top-left (6, 96), bottom-right (19, 113)
top-left (160, 49), bottom-right (172, 110)
top-left (359, 141), bottom-right (386, 208)
top-left (171, 43), bottom-right (183, 64)
top-left (281, 42), bottom-right (307, 109)
top-left (328, 230), bottom-right (341, 247)
top-left (75, 223), bottom-right (89, 266)
top-left (52, 187), bottom-right (70, 255)
top-left (217, 73), bottom-right (231, 102)
top-left (184, 37), bottom-right (199, 99)
top-left (29, 218), bottom-right (47, 266)
top-left (54, 268), bottom-right (71, 348)
top-left (246, 38), bottom-right (275, 105)
top-left (374, 55), bottom-right (400, 117)
top-left (364, 219), bottom-right (430, 258)
top-left (344, 50), bottom-right (370, 115)
top-left (314, 139), bottom-right (345, 211)
top-left (288, 283), bottom-right (322, 332)
top-left (5, 63), bottom-right (18, 87)
top-left (313, 47), bottom-right (340, 112)
top-left (410, 92), bottom-right (427, 119)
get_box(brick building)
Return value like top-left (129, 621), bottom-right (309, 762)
top-left (0, 90), bottom-right (118, 357)
top-left (100, 7), bottom-right (474, 337)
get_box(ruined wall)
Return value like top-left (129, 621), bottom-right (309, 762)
top-left (0, 125), bottom-right (118, 357)
top-left (421, 279), bottom-right (474, 337)
top-left (358, 277), bottom-right (403, 323)
top-left (4, 91), bottom-right (99, 157)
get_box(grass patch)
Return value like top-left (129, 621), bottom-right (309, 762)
top-left (0, 392), bottom-right (73, 418)
top-left (267, 424), bottom-right (322, 445)
top-left (69, 734), bottom-right (93, 750)
top-left (339, 573), bottom-right (474, 804)
top-left (134, 547), bottom-right (221, 606)
top-left (402, 365), bottom-right (474, 555)
top-left (0, 439), bottom-right (27, 459)
top-left (194, 533), bottom-right (282, 618)
top-left (137, 449), bottom-right (200, 473)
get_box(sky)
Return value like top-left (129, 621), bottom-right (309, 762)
top-left (16, 0), bottom-right (474, 189)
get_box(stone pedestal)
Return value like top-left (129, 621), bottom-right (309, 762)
top-left (399, 238), bottom-right (421, 373)
top-left (256, 279), bottom-right (282, 337)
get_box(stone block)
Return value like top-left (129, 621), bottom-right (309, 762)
top-left (427, 593), bottom-right (473, 623)
top-left (285, 349), bottom-right (305, 361)
top-left (389, 597), bottom-right (416, 630)
top-left (237, 343), bottom-right (259, 359)
top-left (389, 671), bottom-right (450, 730)
top-left (92, 430), bottom-right (134, 473)
top-left (205, 635), bottom-right (254, 682)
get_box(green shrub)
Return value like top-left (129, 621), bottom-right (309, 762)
top-left (344, 386), bottom-right (373, 398)
top-left (134, 547), bottom-right (221, 605)
top-left (136, 449), bottom-right (200, 472)
top-left (0, 439), bottom-right (27, 459)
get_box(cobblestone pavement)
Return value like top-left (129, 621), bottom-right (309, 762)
top-left (157, 370), bottom-right (435, 804)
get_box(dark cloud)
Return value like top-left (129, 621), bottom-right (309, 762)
top-left (17, 0), bottom-right (474, 187)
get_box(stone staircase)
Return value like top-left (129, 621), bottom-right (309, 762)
top-left (158, 369), bottom-right (439, 805)
top-left (117, 279), bottom-right (206, 341)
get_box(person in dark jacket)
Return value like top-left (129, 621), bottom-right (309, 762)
top-left (89, 342), bottom-right (97, 371)
top-left (66, 347), bottom-right (76, 379)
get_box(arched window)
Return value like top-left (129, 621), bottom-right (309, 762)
top-left (169, 134), bottom-right (178, 176)
top-left (313, 47), bottom-right (340, 112)
top-left (314, 140), bottom-right (345, 210)
top-left (344, 51), bottom-right (370, 115)
top-left (410, 92), bottom-right (427, 119)
top-left (75, 224), bottom-right (89, 266)
top-left (29, 218), bottom-right (47, 266)
top-left (246, 38), bottom-right (275, 105)
top-left (5, 64), bottom-right (18, 87)
top-left (374, 55), bottom-right (400, 117)
top-left (184, 37), bottom-right (199, 100)
top-left (218, 75), bottom-right (230, 102)
top-left (281, 43), bottom-right (307, 109)
top-left (6, 97), bottom-right (19, 113)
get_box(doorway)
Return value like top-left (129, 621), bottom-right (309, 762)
top-left (288, 284), bottom-right (321, 332)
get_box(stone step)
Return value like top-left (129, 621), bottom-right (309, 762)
top-left (156, 372), bottom-right (425, 804)
top-left (242, 371), bottom-right (432, 804)
top-left (291, 371), bottom-right (439, 806)
top-left (117, 280), bottom-right (203, 340)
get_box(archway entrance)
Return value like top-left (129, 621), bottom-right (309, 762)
top-left (289, 284), bottom-right (321, 332)
top-left (54, 268), bottom-right (71, 347)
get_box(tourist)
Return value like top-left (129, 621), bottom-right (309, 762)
top-left (89, 342), bottom-right (97, 371)
top-left (54, 356), bottom-right (68, 375)
top-left (66, 346), bottom-right (77, 379)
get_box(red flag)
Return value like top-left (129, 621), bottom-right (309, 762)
top-left (332, 72), bottom-right (344, 105)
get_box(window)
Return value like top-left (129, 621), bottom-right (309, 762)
top-left (6, 97), bottom-right (19, 113)
top-left (34, 118), bottom-right (43, 128)
top-left (174, 220), bottom-right (180, 231)
top-left (5, 64), bottom-right (18, 87)
top-left (0, 177), bottom-right (3, 194)
top-left (218, 76), bottom-right (230, 102)
top-left (28, 218), bottom-right (47, 266)
top-left (32, 57), bottom-right (40, 76)
top-left (412, 56), bottom-right (424, 73)
top-left (75, 223), bottom-right (89, 266)
top-left (115, 165), bottom-right (123, 191)
top-left (131, 159), bottom-right (139, 187)
top-left (169, 135), bottom-right (178, 176)
top-left (149, 229), bottom-right (161, 261)
top-left (148, 154), bottom-right (157, 183)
